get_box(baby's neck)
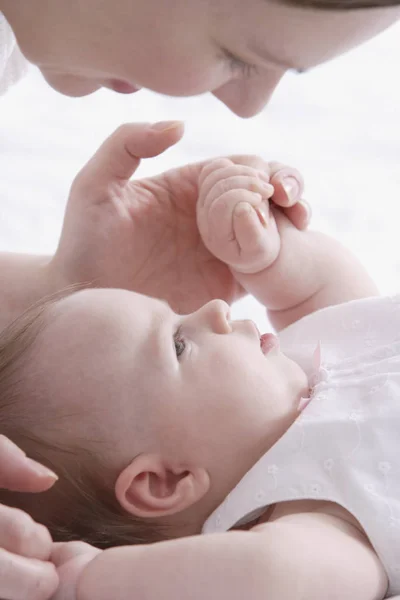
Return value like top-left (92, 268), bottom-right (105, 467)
top-left (173, 376), bottom-right (311, 539)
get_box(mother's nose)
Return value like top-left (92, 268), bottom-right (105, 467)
top-left (212, 68), bottom-right (284, 118)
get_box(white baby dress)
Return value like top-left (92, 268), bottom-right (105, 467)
top-left (0, 12), bottom-right (28, 95)
top-left (203, 294), bottom-right (400, 596)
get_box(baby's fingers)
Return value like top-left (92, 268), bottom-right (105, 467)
top-left (51, 542), bottom-right (101, 568)
top-left (199, 161), bottom-right (273, 211)
top-left (232, 200), bottom-right (280, 273)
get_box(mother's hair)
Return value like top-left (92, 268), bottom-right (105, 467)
top-left (285, 0), bottom-right (399, 8)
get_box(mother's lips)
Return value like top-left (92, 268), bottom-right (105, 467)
top-left (108, 80), bottom-right (142, 94)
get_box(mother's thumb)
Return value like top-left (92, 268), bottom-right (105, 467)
top-left (75, 121), bottom-right (184, 188)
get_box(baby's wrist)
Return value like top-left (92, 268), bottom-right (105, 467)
top-left (75, 551), bottom-right (104, 600)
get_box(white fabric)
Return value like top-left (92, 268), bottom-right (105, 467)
top-left (203, 295), bottom-right (400, 597)
top-left (0, 12), bottom-right (28, 96)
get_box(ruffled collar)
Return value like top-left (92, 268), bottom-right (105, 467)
top-left (298, 341), bottom-right (322, 412)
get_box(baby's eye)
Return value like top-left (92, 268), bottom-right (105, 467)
top-left (173, 326), bottom-right (186, 359)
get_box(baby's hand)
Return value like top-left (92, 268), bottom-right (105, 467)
top-left (51, 542), bottom-right (101, 600)
top-left (197, 158), bottom-right (309, 274)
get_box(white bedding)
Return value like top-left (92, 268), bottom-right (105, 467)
top-left (0, 21), bottom-right (399, 331)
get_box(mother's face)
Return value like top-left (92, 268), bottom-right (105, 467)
top-left (10, 0), bottom-right (400, 116)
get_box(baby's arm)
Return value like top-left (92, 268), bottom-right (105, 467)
top-left (72, 515), bottom-right (386, 600)
top-left (197, 159), bottom-right (378, 331)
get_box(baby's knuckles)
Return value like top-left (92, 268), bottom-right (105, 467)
top-left (197, 160), bottom-right (274, 258)
top-left (198, 155), bottom-right (270, 195)
top-left (208, 174), bottom-right (270, 207)
top-left (198, 158), bottom-right (234, 188)
top-left (199, 164), bottom-right (267, 215)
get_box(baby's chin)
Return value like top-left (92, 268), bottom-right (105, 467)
top-left (277, 350), bottom-right (310, 407)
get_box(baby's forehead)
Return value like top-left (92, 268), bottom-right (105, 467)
top-left (32, 288), bottom-right (154, 390)
top-left (51, 288), bottom-right (145, 325)
top-left (22, 289), bottom-right (175, 439)
top-left (51, 289), bottom-right (119, 328)
top-left (44, 288), bottom-right (166, 352)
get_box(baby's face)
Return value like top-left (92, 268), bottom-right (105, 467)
top-left (33, 289), bottom-right (307, 480)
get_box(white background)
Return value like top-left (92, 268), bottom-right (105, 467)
top-left (0, 21), bottom-right (399, 331)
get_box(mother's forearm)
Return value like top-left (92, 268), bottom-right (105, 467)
top-left (0, 252), bottom-right (53, 331)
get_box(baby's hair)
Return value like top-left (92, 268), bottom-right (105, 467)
top-left (0, 290), bottom-right (176, 549)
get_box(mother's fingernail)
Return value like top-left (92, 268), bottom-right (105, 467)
top-left (282, 177), bottom-right (300, 203)
top-left (26, 458), bottom-right (58, 480)
top-left (151, 120), bottom-right (184, 133)
top-left (0, 434), bottom-right (26, 456)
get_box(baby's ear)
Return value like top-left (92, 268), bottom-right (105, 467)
top-left (115, 454), bottom-right (210, 518)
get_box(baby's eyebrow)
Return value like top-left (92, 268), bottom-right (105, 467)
top-left (148, 300), bottom-right (175, 369)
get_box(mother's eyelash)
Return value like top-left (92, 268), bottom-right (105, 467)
top-left (222, 49), bottom-right (259, 79)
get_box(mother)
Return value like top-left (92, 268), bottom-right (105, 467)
top-left (1, 0), bottom-right (399, 115)
top-left (0, 1), bottom-right (399, 599)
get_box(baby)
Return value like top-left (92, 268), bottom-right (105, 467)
top-left (0, 158), bottom-right (397, 600)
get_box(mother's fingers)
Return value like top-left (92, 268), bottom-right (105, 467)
top-left (267, 163), bottom-right (310, 229)
top-left (0, 548), bottom-right (58, 600)
top-left (268, 162), bottom-right (305, 207)
top-left (282, 199), bottom-right (312, 231)
top-left (0, 436), bottom-right (57, 493)
top-left (73, 121), bottom-right (184, 191)
top-left (0, 504), bottom-right (53, 560)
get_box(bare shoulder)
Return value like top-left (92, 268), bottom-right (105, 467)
top-left (248, 501), bottom-right (388, 600)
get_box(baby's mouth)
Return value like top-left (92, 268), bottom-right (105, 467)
top-left (260, 333), bottom-right (279, 355)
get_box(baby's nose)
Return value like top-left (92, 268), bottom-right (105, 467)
top-left (200, 299), bottom-right (232, 334)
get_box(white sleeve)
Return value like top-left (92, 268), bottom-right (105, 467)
top-left (278, 294), bottom-right (398, 374)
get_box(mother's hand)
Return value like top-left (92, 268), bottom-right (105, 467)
top-left (0, 435), bottom-right (59, 600)
top-left (50, 122), bottom-right (304, 313)
top-left (0, 434), bottom-right (57, 493)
